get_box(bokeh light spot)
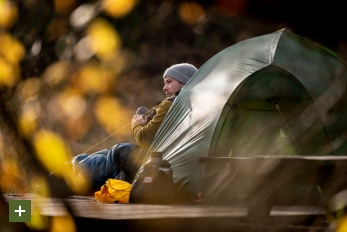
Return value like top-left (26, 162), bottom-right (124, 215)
top-left (0, 33), bottom-right (25, 64)
top-left (0, 57), bottom-right (18, 87)
top-left (102, 0), bottom-right (137, 18)
top-left (54, 0), bottom-right (76, 15)
top-left (94, 96), bottom-right (132, 137)
top-left (74, 36), bottom-right (94, 61)
top-left (50, 215), bottom-right (76, 232)
top-left (70, 4), bottom-right (95, 30)
top-left (43, 61), bottom-right (70, 87)
top-left (19, 78), bottom-right (42, 100)
top-left (0, 158), bottom-right (20, 192)
top-left (0, 0), bottom-right (18, 29)
top-left (74, 62), bottom-right (114, 94)
top-left (337, 216), bottom-right (347, 232)
top-left (27, 206), bottom-right (49, 231)
top-left (19, 100), bottom-right (40, 137)
top-left (58, 91), bottom-right (87, 119)
top-left (178, 2), bottom-right (206, 26)
top-left (86, 18), bottom-right (122, 60)
top-left (56, 89), bottom-right (91, 140)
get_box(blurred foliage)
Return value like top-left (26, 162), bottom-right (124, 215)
top-left (1, 0), bottom-right (278, 198)
top-left (0, 0), bottom-right (346, 231)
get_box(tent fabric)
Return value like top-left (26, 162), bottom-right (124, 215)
top-left (136, 28), bottom-right (347, 196)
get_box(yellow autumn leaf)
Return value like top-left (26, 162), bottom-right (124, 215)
top-left (33, 130), bottom-right (72, 176)
top-left (0, 0), bottom-right (18, 29)
top-left (102, 0), bottom-right (137, 18)
top-left (19, 105), bottom-right (39, 137)
top-left (86, 18), bottom-right (121, 59)
top-left (50, 215), bottom-right (76, 232)
top-left (0, 57), bottom-right (19, 87)
top-left (0, 33), bottom-right (25, 64)
top-left (26, 205), bottom-right (49, 231)
top-left (337, 216), bottom-right (347, 232)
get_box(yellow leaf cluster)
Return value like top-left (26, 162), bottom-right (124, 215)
top-left (86, 19), bottom-right (121, 60)
top-left (19, 105), bottom-right (39, 138)
top-left (50, 215), bottom-right (76, 232)
top-left (94, 96), bottom-right (132, 137)
top-left (0, 33), bottom-right (25, 87)
top-left (337, 216), bottom-right (347, 232)
top-left (0, 57), bottom-right (18, 87)
top-left (0, 33), bottom-right (25, 64)
top-left (102, 0), bottom-right (137, 18)
top-left (56, 88), bottom-right (91, 140)
top-left (33, 130), bottom-right (72, 176)
top-left (27, 205), bottom-right (49, 231)
top-left (0, 0), bottom-right (18, 29)
top-left (75, 62), bottom-right (110, 94)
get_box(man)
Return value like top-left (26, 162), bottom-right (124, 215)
top-left (71, 63), bottom-right (198, 193)
top-left (131, 63), bottom-right (198, 148)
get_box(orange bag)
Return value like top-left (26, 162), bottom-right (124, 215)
top-left (95, 179), bottom-right (132, 203)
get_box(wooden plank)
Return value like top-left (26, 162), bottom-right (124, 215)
top-left (5, 193), bottom-right (249, 219)
top-left (4, 193), bottom-right (326, 219)
top-left (4, 193), bottom-right (330, 231)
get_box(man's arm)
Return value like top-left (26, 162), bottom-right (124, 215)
top-left (132, 99), bottom-right (172, 148)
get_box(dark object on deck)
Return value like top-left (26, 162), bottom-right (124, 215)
top-left (130, 152), bottom-right (175, 204)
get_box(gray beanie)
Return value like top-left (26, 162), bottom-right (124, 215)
top-left (163, 63), bottom-right (198, 84)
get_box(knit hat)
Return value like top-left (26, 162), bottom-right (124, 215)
top-left (163, 63), bottom-right (198, 84)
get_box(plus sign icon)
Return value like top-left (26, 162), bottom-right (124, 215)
top-left (9, 200), bottom-right (31, 222)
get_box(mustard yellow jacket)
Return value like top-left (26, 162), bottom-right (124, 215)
top-left (132, 96), bottom-right (175, 148)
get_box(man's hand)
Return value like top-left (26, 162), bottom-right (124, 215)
top-left (131, 114), bottom-right (150, 129)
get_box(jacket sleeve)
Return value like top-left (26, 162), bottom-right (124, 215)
top-left (132, 99), bottom-right (172, 148)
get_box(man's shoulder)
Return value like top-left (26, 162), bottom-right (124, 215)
top-left (155, 97), bottom-right (174, 112)
top-left (153, 95), bottom-right (176, 110)
top-left (159, 97), bottom-right (174, 107)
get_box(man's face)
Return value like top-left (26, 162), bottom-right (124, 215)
top-left (163, 77), bottom-right (185, 97)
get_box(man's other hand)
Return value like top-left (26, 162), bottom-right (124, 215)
top-left (131, 114), bottom-right (150, 129)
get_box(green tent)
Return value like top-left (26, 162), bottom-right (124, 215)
top-left (145, 28), bottom-right (347, 196)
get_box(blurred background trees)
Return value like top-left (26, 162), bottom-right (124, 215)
top-left (0, 0), bottom-right (346, 231)
top-left (0, 0), bottom-right (346, 228)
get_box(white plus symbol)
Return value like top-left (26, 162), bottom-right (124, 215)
top-left (14, 205), bottom-right (26, 217)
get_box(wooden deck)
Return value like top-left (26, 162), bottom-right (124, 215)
top-left (4, 155), bottom-right (347, 231)
top-left (4, 193), bottom-right (330, 232)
